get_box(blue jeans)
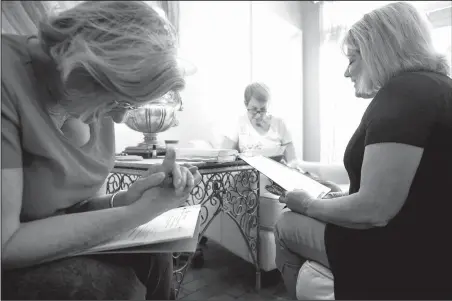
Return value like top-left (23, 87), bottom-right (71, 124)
top-left (274, 210), bottom-right (330, 299)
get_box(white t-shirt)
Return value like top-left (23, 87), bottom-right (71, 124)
top-left (223, 114), bottom-right (293, 198)
top-left (224, 114), bottom-right (292, 155)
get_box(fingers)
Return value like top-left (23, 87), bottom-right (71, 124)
top-left (176, 166), bottom-right (188, 194)
top-left (279, 191), bottom-right (288, 204)
top-left (129, 172), bottom-right (166, 197)
top-left (188, 166), bottom-right (198, 173)
top-left (161, 148), bottom-right (176, 173)
top-left (193, 171), bottom-right (202, 186)
top-left (171, 162), bottom-right (183, 189)
top-left (186, 168), bottom-right (195, 187)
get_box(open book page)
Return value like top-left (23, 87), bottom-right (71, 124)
top-left (78, 205), bottom-right (201, 255)
top-left (240, 155), bottom-right (331, 198)
top-left (83, 215), bottom-right (202, 254)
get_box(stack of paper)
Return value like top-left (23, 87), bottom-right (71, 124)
top-left (175, 148), bottom-right (238, 162)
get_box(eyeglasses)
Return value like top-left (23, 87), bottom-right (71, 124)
top-left (113, 100), bottom-right (142, 110)
top-left (247, 108), bottom-right (267, 115)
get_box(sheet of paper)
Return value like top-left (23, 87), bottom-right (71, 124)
top-left (240, 155), bottom-right (331, 198)
top-left (81, 205), bottom-right (201, 254)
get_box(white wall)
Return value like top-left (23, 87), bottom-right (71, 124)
top-left (114, 1), bottom-right (305, 154)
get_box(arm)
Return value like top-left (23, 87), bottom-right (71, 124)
top-left (1, 168), bottom-right (160, 270)
top-left (0, 84), bottom-right (186, 270)
top-left (283, 142), bottom-right (298, 164)
top-left (303, 143), bottom-right (423, 228)
top-left (292, 78), bottom-right (434, 228)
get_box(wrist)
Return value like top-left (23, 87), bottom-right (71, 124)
top-left (110, 190), bottom-right (131, 207)
top-left (288, 196), bottom-right (315, 215)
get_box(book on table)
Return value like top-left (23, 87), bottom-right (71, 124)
top-left (76, 205), bottom-right (202, 255)
top-left (239, 155), bottom-right (331, 198)
top-left (175, 148), bottom-right (238, 162)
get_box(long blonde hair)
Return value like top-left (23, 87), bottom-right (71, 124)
top-left (38, 1), bottom-right (184, 114)
top-left (342, 1), bottom-right (450, 95)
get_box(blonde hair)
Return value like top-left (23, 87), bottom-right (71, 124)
top-left (38, 1), bottom-right (184, 113)
top-left (342, 1), bottom-right (450, 95)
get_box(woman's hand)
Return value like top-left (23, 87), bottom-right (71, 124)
top-left (117, 148), bottom-right (201, 206)
top-left (128, 169), bottom-right (201, 216)
top-left (279, 189), bottom-right (315, 215)
top-left (123, 148), bottom-right (201, 215)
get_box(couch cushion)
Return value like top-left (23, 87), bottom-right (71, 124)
top-left (296, 261), bottom-right (334, 300)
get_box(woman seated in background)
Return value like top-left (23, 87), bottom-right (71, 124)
top-left (217, 82), bottom-right (299, 165)
top-left (1, 1), bottom-right (201, 300)
top-left (275, 2), bottom-right (452, 299)
top-left (216, 82), bottom-right (342, 193)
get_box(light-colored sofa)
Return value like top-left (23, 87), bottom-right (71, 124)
top-left (187, 139), bottom-right (350, 273)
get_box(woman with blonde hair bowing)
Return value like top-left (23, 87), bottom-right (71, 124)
top-left (275, 2), bottom-right (452, 299)
top-left (1, 1), bottom-right (200, 299)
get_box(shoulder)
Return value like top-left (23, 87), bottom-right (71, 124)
top-left (375, 71), bottom-right (450, 106)
top-left (271, 116), bottom-right (288, 129)
top-left (366, 71), bottom-right (449, 120)
top-left (1, 34), bottom-right (35, 96)
top-left (1, 34), bottom-right (33, 74)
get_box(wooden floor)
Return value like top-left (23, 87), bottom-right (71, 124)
top-left (176, 240), bottom-right (291, 300)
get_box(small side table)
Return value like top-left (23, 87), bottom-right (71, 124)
top-left (106, 158), bottom-right (261, 297)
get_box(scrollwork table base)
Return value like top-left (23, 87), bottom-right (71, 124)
top-left (106, 159), bottom-right (261, 298)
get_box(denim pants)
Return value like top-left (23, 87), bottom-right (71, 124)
top-left (274, 210), bottom-right (330, 299)
top-left (2, 253), bottom-right (173, 300)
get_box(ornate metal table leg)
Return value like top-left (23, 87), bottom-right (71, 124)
top-left (189, 168), bottom-right (261, 291)
top-left (172, 252), bottom-right (194, 299)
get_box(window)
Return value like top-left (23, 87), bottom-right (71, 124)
top-left (251, 3), bottom-right (303, 158)
top-left (155, 1), bottom-right (304, 150)
top-left (319, 1), bottom-right (452, 163)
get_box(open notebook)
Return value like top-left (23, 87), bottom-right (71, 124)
top-left (76, 205), bottom-right (201, 255)
top-left (240, 155), bottom-right (331, 198)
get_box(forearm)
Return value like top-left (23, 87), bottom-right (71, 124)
top-left (290, 193), bottom-right (377, 229)
top-left (84, 191), bottom-right (130, 211)
top-left (283, 142), bottom-right (298, 164)
top-left (326, 191), bottom-right (349, 198)
top-left (2, 205), bottom-right (153, 270)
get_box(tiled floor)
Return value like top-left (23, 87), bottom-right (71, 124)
top-left (175, 240), bottom-right (290, 300)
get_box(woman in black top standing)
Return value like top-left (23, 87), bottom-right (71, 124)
top-left (275, 2), bottom-right (452, 299)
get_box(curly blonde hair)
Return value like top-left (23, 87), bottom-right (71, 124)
top-left (342, 1), bottom-right (450, 95)
top-left (38, 1), bottom-right (184, 112)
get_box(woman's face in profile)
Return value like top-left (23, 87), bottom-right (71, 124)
top-left (344, 49), bottom-right (374, 99)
